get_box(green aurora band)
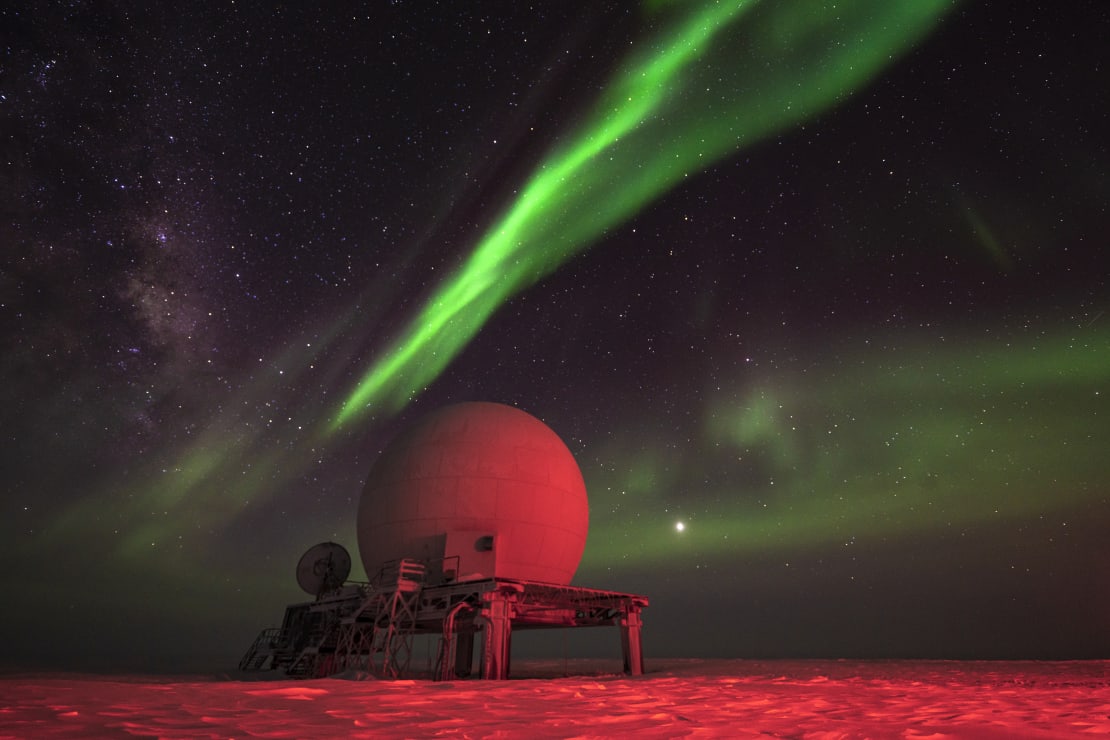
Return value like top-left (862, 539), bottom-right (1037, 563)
top-left (330, 0), bottom-right (956, 427)
top-left (580, 327), bottom-right (1108, 573)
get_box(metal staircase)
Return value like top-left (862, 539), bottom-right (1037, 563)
top-left (238, 627), bottom-right (280, 671)
top-left (239, 591), bottom-right (353, 677)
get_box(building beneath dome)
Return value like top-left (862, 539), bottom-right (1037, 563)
top-left (240, 403), bottom-right (648, 680)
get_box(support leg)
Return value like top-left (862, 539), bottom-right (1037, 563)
top-left (620, 606), bottom-right (644, 676)
top-left (479, 590), bottom-right (513, 680)
top-left (454, 631), bottom-right (475, 678)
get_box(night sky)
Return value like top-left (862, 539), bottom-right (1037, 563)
top-left (3, 0), bottom-right (1108, 673)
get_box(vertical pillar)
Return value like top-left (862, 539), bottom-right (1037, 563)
top-left (454, 631), bottom-right (475, 678)
top-left (479, 588), bottom-right (514, 680)
top-left (620, 605), bottom-right (644, 676)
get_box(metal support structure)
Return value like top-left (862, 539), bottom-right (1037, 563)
top-left (376, 560), bottom-right (425, 678)
top-left (454, 631), bottom-right (476, 678)
top-left (620, 605), bottom-right (645, 676)
top-left (332, 621), bottom-right (376, 674)
top-left (241, 573), bottom-right (648, 681)
top-left (312, 560), bottom-right (426, 678)
top-left (435, 600), bottom-right (475, 680)
top-left (478, 584), bottom-right (520, 680)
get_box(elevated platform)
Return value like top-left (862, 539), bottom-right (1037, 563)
top-left (240, 559), bottom-right (648, 680)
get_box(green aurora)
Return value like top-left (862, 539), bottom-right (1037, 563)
top-left (581, 326), bottom-right (1108, 572)
top-left (330, 0), bottom-right (956, 427)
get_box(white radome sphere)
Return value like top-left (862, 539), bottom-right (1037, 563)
top-left (357, 402), bottom-right (589, 585)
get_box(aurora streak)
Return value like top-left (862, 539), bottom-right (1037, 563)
top-left (331, 0), bottom-right (955, 428)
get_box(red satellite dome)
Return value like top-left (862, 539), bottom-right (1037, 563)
top-left (357, 402), bottom-right (589, 585)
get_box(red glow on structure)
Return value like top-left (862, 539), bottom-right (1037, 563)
top-left (4, 660), bottom-right (1108, 738)
top-left (357, 402), bottom-right (589, 585)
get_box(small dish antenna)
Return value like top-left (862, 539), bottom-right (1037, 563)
top-left (296, 542), bottom-right (351, 597)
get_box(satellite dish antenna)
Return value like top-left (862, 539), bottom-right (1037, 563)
top-left (296, 542), bottom-right (351, 597)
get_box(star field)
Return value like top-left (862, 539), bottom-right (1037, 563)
top-left (2, 1), bottom-right (1108, 672)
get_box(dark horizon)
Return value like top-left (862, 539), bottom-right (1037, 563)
top-left (3, 0), bottom-right (1108, 674)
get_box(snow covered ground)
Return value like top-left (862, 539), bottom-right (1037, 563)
top-left (2, 659), bottom-right (1108, 738)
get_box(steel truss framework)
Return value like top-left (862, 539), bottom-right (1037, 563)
top-left (240, 559), bottom-right (649, 680)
